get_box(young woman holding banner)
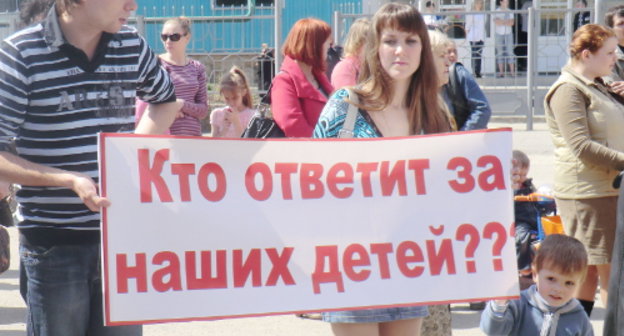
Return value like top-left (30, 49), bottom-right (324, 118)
top-left (313, 3), bottom-right (454, 335)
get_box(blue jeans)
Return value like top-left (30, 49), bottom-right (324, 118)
top-left (470, 40), bottom-right (484, 76)
top-left (20, 241), bottom-right (142, 336)
top-left (495, 33), bottom-right (516, 66)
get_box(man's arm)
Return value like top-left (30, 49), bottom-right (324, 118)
top-left (0, 151), bottom-right (109, 212)
top-left (135, 99), bottom-right (184, 135)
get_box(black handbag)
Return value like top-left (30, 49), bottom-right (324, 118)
top-left (0, 225), bottom-right (9, 274)
top-left (0, 184), bottom-right (15, 227)
top-left (241, 75), bottom-right (286, 138)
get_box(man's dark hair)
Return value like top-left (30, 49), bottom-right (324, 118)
top-left (55, 0), bottom-right (80, 14)
top-left (19, 0), bottom-right (53, 27)
top-left (425, 1), bottom-right (434, 8)
top-left (605, 4), bottom-right (624, 28)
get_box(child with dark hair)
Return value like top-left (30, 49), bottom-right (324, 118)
top-left (481, 234), bottom-right (593, 335)
top-left (512, 150), bottom-right (539, 288)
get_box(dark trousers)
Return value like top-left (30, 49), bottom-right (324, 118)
top-left (605, 186), bottom-right (624, 335)
top-left (470, 40), bottom-right (484, 77)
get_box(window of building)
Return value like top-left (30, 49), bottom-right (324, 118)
top-left (1, 0), bottom-right (18, 12)
top-left (214, 0), bottom-right (273, 7)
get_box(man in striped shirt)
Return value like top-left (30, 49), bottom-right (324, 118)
top-left (0, 0), bottom-right (183, 335)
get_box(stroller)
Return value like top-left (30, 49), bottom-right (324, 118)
top-left (513, 191), bottom-right (562, 288)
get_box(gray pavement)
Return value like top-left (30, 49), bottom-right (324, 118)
top-left (0, 122), bottom-right (606, 335)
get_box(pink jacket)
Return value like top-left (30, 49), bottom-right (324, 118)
top-left (271, 56), bottom-right (334, 137)
top-left (331, 55), bottom-right (361, 90)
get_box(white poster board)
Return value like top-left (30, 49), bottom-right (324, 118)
top-left (99, 129), bottom-right (518, 326)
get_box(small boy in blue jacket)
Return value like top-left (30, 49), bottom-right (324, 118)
top-left (480, 234), bottom-right (593, 335)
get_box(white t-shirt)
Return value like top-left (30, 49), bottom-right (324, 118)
top-left (465, 13), bottom-right (486, 42)
top-left (494, 8), bottom-right (513, 35)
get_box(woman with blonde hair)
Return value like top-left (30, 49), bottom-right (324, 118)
top-left (210, 66), bottom-right (256, 137)
top-left (331, 18), bottom-right (371, 89)
top-left (314, 3), bottom-right (453, 335)
top-left (545, 23), bottom-right (624, 317)
top-left (432, 31), bottom-right (491, 131)
top-left (465, 0), bottom-right (486, 78)
top-left (159, 17), bottom-right (209, 136)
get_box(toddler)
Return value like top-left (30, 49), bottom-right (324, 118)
top-left (481, 234), bottom-right (593, 335)
top-left (512, 150), bottom-right (538, 284)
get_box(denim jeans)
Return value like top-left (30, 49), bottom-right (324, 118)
top-left (495, 33), bottom-right (516, 66)
top-left (20, 241), bottom-right (142, 336)
top-left (470, 40), bottom-right (484, 77)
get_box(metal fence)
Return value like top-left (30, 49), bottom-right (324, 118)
top-left (130, 4), bottom-right (277, 102)
top-left (0, 13), bottom-right (18, 39)
top-left (0, 5), bottom-right (597, 130)
top-left (334, 6), bottom-right (592, 130)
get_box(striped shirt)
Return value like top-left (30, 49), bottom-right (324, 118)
top-left (160, 58), bottom-right (209, 136)
top-left (0, 8), bottom-right (175, 244)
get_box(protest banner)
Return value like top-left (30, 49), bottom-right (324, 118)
top-left (98, 129), bottom-right (517, 326)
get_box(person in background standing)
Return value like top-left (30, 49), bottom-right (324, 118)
top-left (271, 18), bottom-right (334, 138)
top-left (494, 0), bottom-right (516, 77)
top-left (159, 17), bottom-right (209, 136)
top-left (544, 24), bottom-right (624, 319)
top-left (573, 0), bottom-right (591, 32)
top-left (517, 0), bottom-right (532, 73)
top-left (465, 0), bottom-right (486, 78)
top-left (444, 40), bottom-right (491, 130)
top-left (325, 44), bottom-right (344, 80)
top-left (423, 1), bottom-right (447, 31)
top-left (331, 18), bottom-right (371, 90)
top-left (604, 5), bottom-right (624, 96)
top-left (256, 43), bottom-right (275, 95)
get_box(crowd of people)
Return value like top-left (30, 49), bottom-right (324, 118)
top-left (1, 0), bottom-right (624, 335)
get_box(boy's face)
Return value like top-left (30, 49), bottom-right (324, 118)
top-left (82, 0), bottom-right (138, 34)
top-left (511, 162), bottom-right (529, 188)
top-left (516, 166), bottom-right (529, 184)
top-left (533, 267), bottom-right (583, 307)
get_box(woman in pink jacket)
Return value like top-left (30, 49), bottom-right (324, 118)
top-left (271, 18), bottom-right (334, 137)
top-left (331, 18), bottom-right (370, 90)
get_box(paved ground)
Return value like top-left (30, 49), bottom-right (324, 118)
top-left (0, 122), bottom-right (607, 335)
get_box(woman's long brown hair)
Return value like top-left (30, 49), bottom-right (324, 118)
top-left (355, 3), bottom-right (452, 135)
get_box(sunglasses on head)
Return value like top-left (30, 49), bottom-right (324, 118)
top-left (160, 33), bottom-right (187, 42)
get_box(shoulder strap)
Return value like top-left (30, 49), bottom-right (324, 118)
top-left (448, 63), bottom-right (460, 98)
top-left (338, 88), bottom-right (359, 139)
